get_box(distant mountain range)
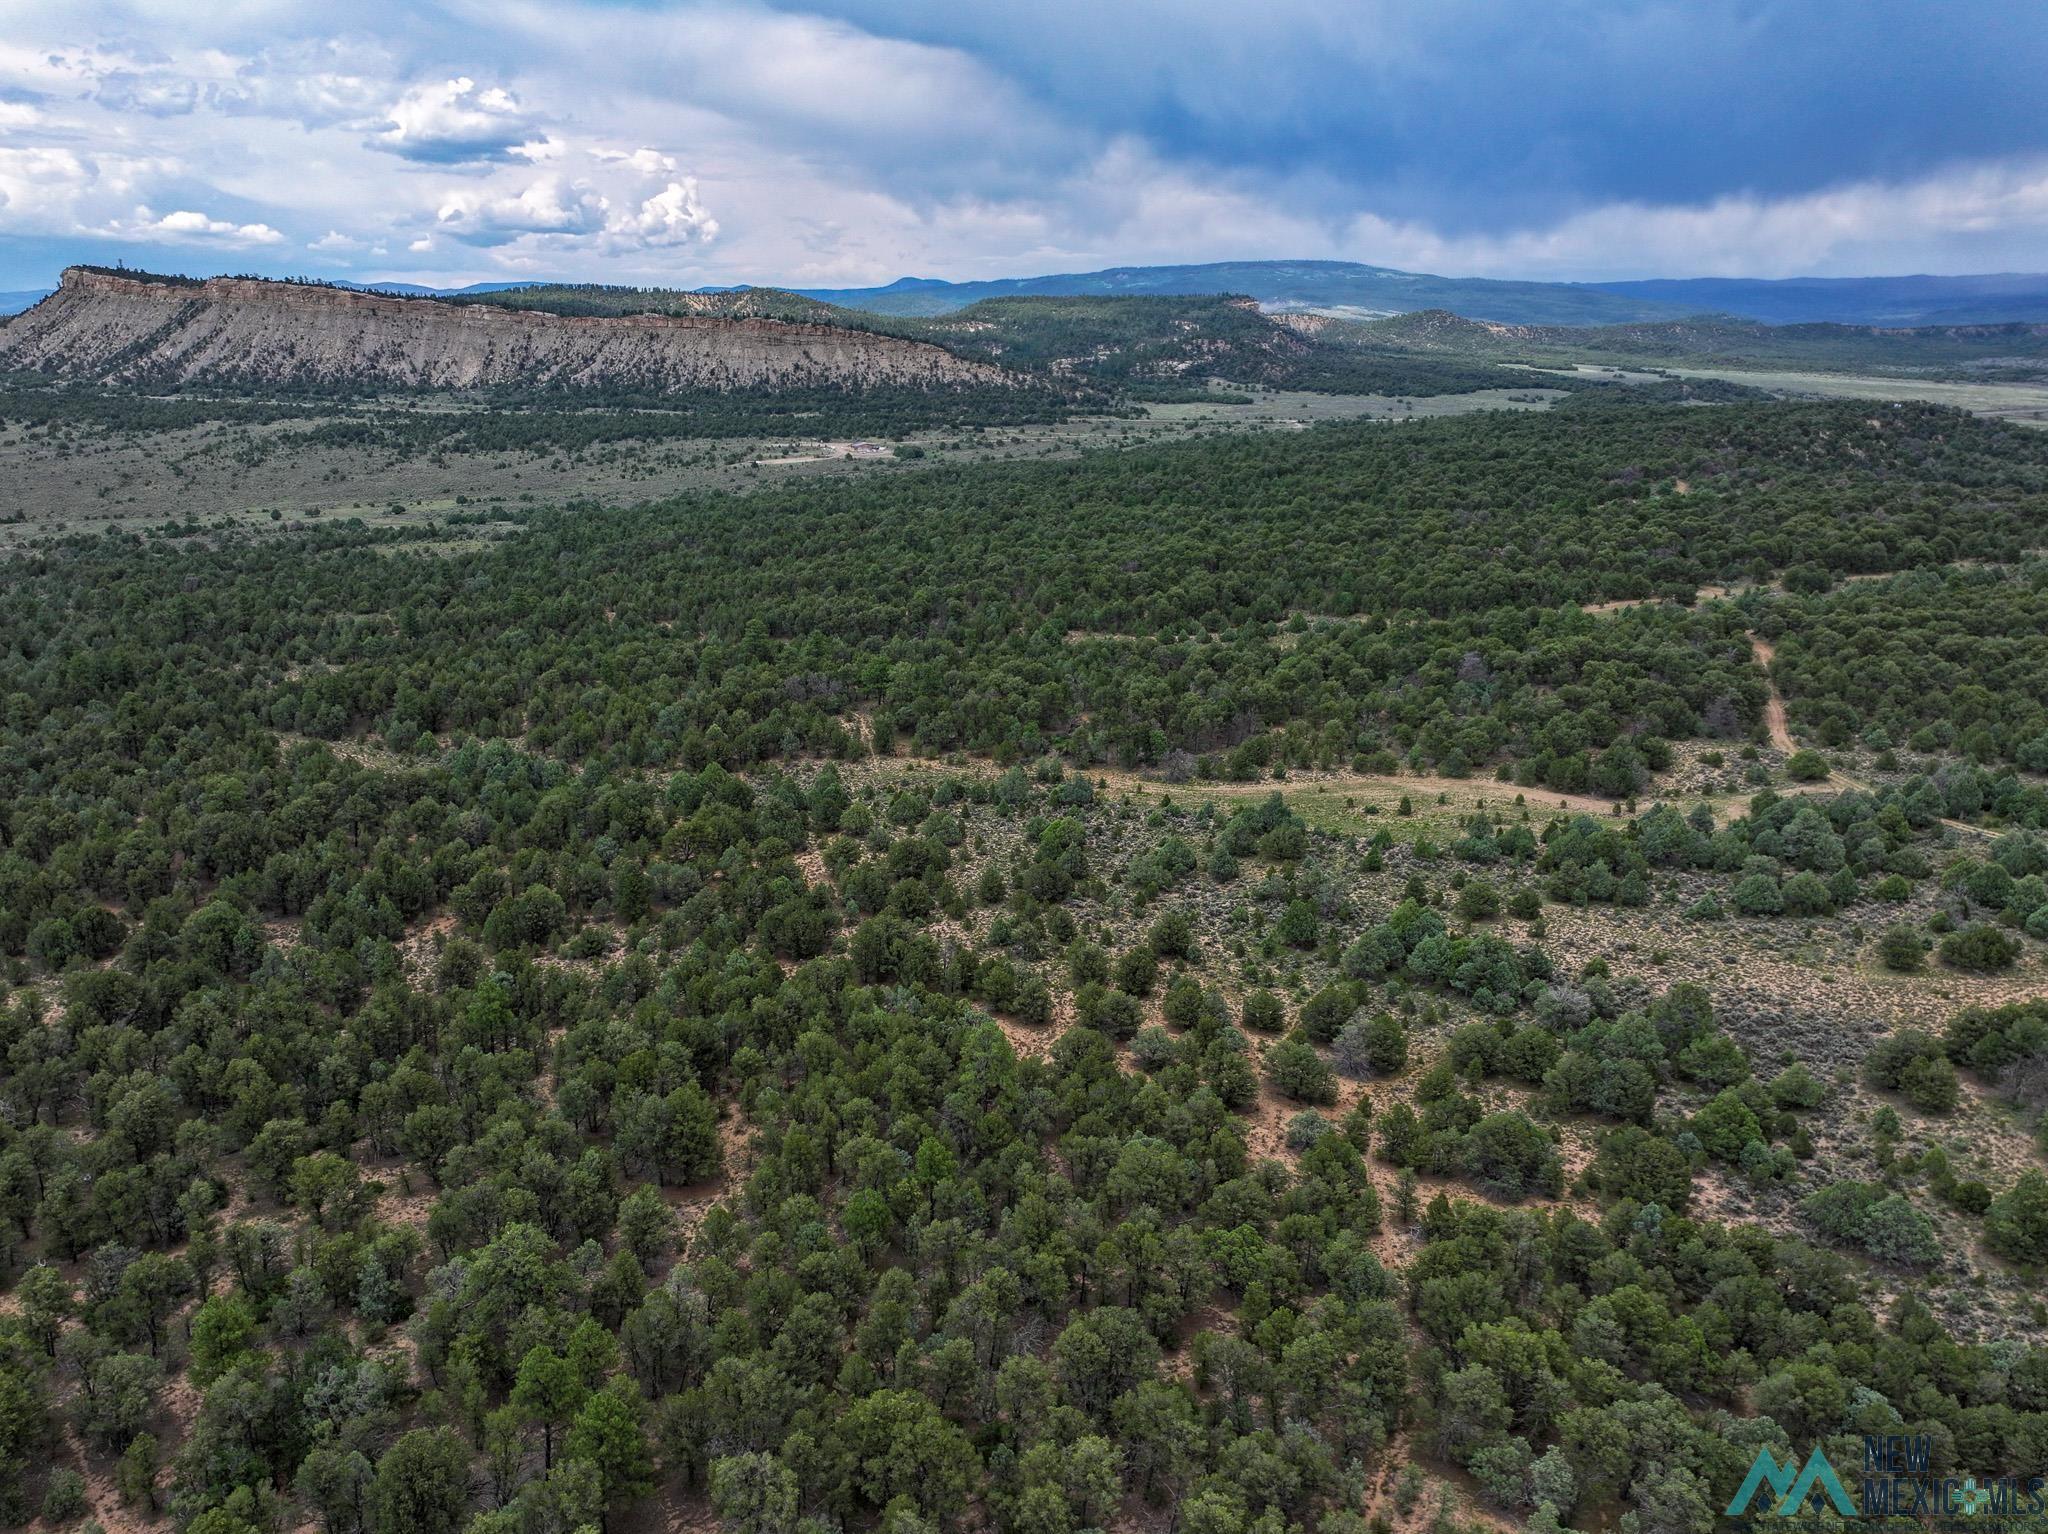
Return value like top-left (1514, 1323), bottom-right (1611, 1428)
top-left (1589, 272), bottom-right (2048, 327)
top-left (797, 262), bottom-right (1687, 324)
top-left (1332, 308), bottom-right (2048, 381)
top-left (797, 261), bottom-right (2048, 327)
top-left (332, 279), bottom-right (544, 299)
top-left (8, 259), bottom-right (2048, 327)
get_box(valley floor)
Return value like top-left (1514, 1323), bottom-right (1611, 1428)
top-left (0, 385), bottom-right (1566, 551)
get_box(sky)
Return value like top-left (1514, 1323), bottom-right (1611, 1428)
top-left (2, 0), bottom-right (2045, 292)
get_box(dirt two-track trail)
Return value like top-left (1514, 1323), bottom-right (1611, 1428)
top-left (1748, 633), bottom-right (1799, 753)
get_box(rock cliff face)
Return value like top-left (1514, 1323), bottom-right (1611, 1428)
top-left (0, 268), bottom-right (1014, 393)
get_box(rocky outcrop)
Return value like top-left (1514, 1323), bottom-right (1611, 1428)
top-left (0, 268), bottom-right (1015, 393)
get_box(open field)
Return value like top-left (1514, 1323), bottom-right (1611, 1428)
top-left (1527, 359), bottom-right (2048, 425)
top-left (1664, 364), bottom-right (2048, 425)
top-left (0, 384), bottom-right (1567, 550)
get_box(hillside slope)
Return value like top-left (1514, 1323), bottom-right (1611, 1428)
top-left (796, 258), bottom-right (1701, 323)
top-left (1591, 271), bottom-right (2048, 326)
top-left (0, 267), bottom-right (1014, 394)
top-left (902, 293), bottom-right (1555, 395)
top-left (1332, 309), bottom-right (2048, 380)
top-left (442, 283), bottom-right (852, 325)
top-left (440, 285), bottom-right (1559, 397)
top-left (802, 260), bottom-right (2048, 326)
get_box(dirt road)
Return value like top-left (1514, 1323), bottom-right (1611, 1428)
top-left (1089, 764), bottom-right (1626, 819)
top-left (1749, 633), bottom-right (1798, 753)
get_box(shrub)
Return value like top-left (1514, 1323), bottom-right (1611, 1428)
top-left (1591, 1125), bottom-right (1692, 1212)
top-left (1161, 976), bottom-right (1205, 1029)
top-left (1986, 1171), bottom-right (2048, 1264)
top-left (1939, 923), bottom-right (2020, 972)
top-left (1075, 983), bottom-right (1141, 1040)
top-left (1781, 872), bottom-right (1834, 916)
top-left (1331, 1011), bottom-right (1408, 1080)
top-left (1731, 874), bottom-right (1783, 916)
top-left (1802, 1181), bottom-right (1939, 1266)
top-left (1464, 1111), bottom-right (1563, 1199)
top-left (1285, 1111), bottom-right (1333, 1151)
top-left (1131, 1026), bottom-right (1177, 1073)
top-left (1691, 1090), bottom-right (1763, 1162)
top-left (1897, 1055), bottom-right (1960, 1112)
top-left (1274, 899), bottom-right (1320, 947)
top-left (1866, 1030), bottom-right (1959, 1112)
top-left (1768, 1063), bottom-right (1826, 1110)
top-left (1785, 750), bottom-right (1831, 782)
top-left (42, 1471), bottom-right (87, 1524)
top-left (1455, 881), bottom-right (1500, 922)
top-left (1300, 984), bottom-right (1358, 1044)
top-left (1241, 990), bottom-right (1285, 1033)
top-left (1114, 945), bottom-right (1158, 996)
top-left (1879, 924), bottom-right (1927, 972)
top-left (1267, 1032), bottom-right (1337, 1105)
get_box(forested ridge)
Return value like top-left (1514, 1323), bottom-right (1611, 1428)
top-left (1766, 564), bottom-right (2048, 762)
top-left (13, 274), bottom-right (1549, 408)
top-left (17, 397), bottom-right (2042, 776)
top-left (1347, 309), bottom-right (2048, 383)
top-left (891, 297), bottom-right (1552, 397)
top-left (444, 288), bottom-right (1553, 399)
top-left (0, 376), bottom-right (1089, 458)
top-left (5, 392), bottom-right (2048, 1534)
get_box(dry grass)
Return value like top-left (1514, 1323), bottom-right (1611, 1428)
top-left (0, 384), bottom-right (1544, 554)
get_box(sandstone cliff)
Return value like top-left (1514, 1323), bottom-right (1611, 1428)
top-left (0, 268), bottom-right (1015, 393)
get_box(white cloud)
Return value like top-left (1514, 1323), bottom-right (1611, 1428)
top-left (0, 145), bottom-right (176, 233)
top-left (123, 206), bottom-right (285, 244)
top-left (435, 175), bottom-right (605, 241)
top-left (609, 178), bottom-right (718, 247)
top-left (0, 3), bottom-right (2044, 290)
top-left (0, 146), bottom-right (96, 218)
top-left (1325, 157), bottom-right (2048, 280)
top-left (724, 139), bottom-right (2048, 288)
top-left (480, 0), bottom-right (1080, 195)
top-left (416, 138), bottom-right (721, 256)
top-left (213, 39), bottom-right (393, 128)
top-left (596, 147), bottom-right (678, 176)
top-left (373, 76), bottom-right (543, 164)
top-left (94, 69), bottom-right (202, 116)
